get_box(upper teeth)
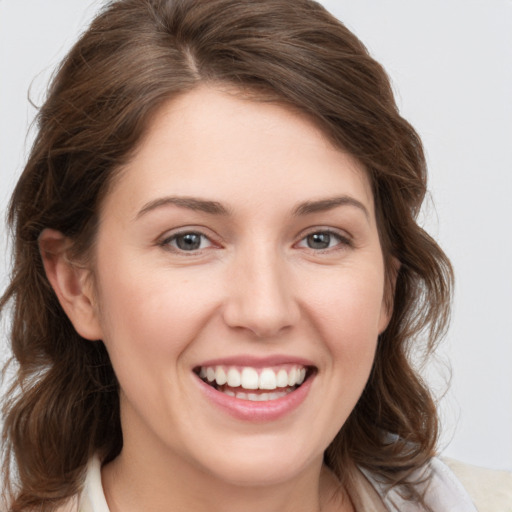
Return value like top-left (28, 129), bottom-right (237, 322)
top-left (199, 365), bottom-right (307, 390)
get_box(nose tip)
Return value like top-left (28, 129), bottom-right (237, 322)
top-left (223, 296), bottom-right (298, 338)
top-left (222, 258), bottom-right (299, 338)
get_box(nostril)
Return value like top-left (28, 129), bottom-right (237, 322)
top-left (222, 266), bottom-right (300, 337)
top-left (222, 304), bottom-right (298, 339)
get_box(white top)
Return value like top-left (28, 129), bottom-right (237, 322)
top-left (71, 456), bottom-right (512, 512)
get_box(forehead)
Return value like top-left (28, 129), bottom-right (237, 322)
top-left (103, 86), bottom-right (375, 221)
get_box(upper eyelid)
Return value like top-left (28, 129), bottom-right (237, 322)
top-left (158, 228), bottom-right (220, 251)
top-left (294, 229), bottom-right (354, 252)
top-left (156, 226), bottom-right (353, 248)
top-left (158, 225), bottom-right (218, 241)
top-left (297, 226), bottom-right (353, 241)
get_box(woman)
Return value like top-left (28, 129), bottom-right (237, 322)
top-left (1, 0), bottom-right (509, 510)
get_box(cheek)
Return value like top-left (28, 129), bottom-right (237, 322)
top-left (302, 264), bottom-right (385, 400)
top-left (93, 267), bottom-right (223, 426)
top-left (295, 269), bottom-right (383, 448)
top-left (93, 257), bottom-right (222, 372)
top-left (305, 265), bottom-right (386, 344)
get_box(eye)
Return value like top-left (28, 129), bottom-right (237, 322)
top-left (297, 230), bottom-right (349, 251)
top-left (162, 231), bottom-right (213, 252)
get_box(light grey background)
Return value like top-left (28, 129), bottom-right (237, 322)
top-left (1, 1), bottom-right (511, 471)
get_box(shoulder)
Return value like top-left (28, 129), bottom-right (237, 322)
top-left (77, 456), bottom-right (110, 512)
top-left (54, 497), bottom-right (79, 512)
top-left (361, 456), bottom-right (506, 511)
top-left (56, 457), bottom-right (109, 512)
top-left (442, 457), bottom-right (512, 512)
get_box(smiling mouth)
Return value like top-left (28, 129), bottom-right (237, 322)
top-left (194, 365), bottom-right (315, 402)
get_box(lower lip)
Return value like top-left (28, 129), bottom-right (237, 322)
top-left (196, 374), bottom-right (314, 422)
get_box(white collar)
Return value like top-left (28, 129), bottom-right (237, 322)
top-left (78, 455), bottom-right (476, 512)
top-left (361, 457), bottom-right (477, 511)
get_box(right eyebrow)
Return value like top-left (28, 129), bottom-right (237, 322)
top-left (135, 196), bottom-right (231, 220)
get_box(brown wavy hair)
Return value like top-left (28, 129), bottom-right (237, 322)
top-left (1, 0), bottom-right (453, 510)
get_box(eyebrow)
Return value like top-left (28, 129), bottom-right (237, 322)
top-left (135, 194), bottom-right (369, 220)
top-left (293, 196), bottom-right (369, 220)
top-left (136, 196), bottom-right (231, 219)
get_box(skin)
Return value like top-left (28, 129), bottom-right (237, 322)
top-left (41, 86), bottom-right (392, 512)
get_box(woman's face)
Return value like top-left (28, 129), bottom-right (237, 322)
top-left (89, 86), bottom-right (390, 486)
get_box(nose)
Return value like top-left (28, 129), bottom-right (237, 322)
top-left (222, 245), bottom-right (300, 338)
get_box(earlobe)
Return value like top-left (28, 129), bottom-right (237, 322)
top-left (39, 228), bottom-right (103, 341)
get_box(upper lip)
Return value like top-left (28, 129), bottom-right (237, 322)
top-left (193, 355), bottom-right (316, 369)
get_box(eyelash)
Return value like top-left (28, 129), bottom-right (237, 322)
top-left (295, 229), bottom-right (352, 252)
top-left (159, 230), bottom-right (215, 253)
top-left (159, 227), bottom-right (352, 255)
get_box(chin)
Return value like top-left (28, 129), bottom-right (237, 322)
top-left (186, 434), bottom-right (323, 488)
top-left (207, 459), bottom-right (311, 488)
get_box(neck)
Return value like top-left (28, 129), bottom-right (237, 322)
top-left (101, 449), bottom-right (351, 512)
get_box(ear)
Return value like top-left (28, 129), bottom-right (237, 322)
top-left (39, 228), bottom-right (103, 341)
top-left (378, 256), bottom-right (401, 334)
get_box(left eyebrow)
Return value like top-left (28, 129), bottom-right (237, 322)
top-left (293, 196), bottom-right (370, 220)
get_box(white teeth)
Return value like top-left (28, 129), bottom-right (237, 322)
top-left (215, 366), bottom-right (227, 386)
top-left (276, 369), bottom-right (289, 388)
top-left (237, 390), bottom-right (291, 401)
top-left (241, 367), bottom-right (259, 390)
top-left (199, 365), bottom-right (309, 392)
top-left (288, 367), bottom-right (297, 386)
top-left (227, 368), bottom-right (241, 387)
top-left (259, 368), bottom-right (277, 390)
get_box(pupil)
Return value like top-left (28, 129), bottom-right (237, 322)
top-left (307, 233), bottom-right (330, 249)
top-left (177, 233), bottom-right (201, 250)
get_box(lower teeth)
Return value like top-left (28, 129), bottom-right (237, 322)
top-left (222, 387), bottom-right (295, 401)
top-left (198, 374), bottom-right (302, 401)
